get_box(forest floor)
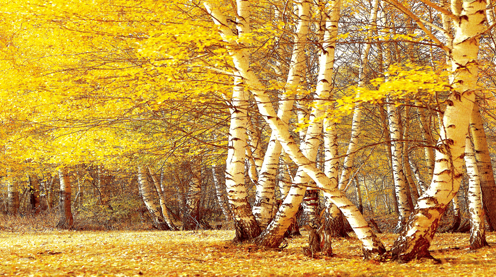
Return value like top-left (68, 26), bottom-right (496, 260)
top-left (1, 229), bottom-right (496, 276)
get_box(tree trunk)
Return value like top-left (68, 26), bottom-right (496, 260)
top-left (211, 163), bottom-right (231, 222)
top-left (252, 0), bottom-right (309, 229)
top-left (302, 185), bottom-right (320, 226)
top-left (206, 0), bottom-right (385, 257)
top-left (149, 167), bottom-right (177, 230)
top-left (183, 159), bottom-right (203, 230)
top-left (389, 0), bottom-right (484, 262)
top-left (465, 135), bottom-right (488, 249)
top-left (469, 103), bottom-right (496, 230)
top-left (137, 166), bottom-right (169, 230)
top-left (387, 103), bottom-right (412, 232)
top-left (57, 168), bottom-right (73, 229)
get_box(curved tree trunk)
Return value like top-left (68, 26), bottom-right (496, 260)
top-left (389, 0), bottom-right (484, 262)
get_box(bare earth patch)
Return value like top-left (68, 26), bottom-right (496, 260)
top-left (1, 230), bottom-right (495, 276)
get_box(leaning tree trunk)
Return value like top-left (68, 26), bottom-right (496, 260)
top-left (205, 0), bottom-right (386, 258)
top-left (57, 168), bottom-right (73, 229)
top-left (464, 134), bottom-right (488, 249)
top-left (469, 102), bottom-right (496, 230)
top-left (389, 0), bottom-right (484, 262)
top-left (252, 0), bottom-right (309, 229)
top-left (149, 167), bottom-right (177, 230)
top-left (327, 0), bottom-right (380, 237)
top-left (137, 166), bottom-right (169, 230)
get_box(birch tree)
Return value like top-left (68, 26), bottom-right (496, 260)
top-left (464, 134), bottom-right (488, 249)
top-left (389, 0), bottom-right (486, 261)
top-left (57, 168), bottom-right (73, 229)
top-left (469, 102), bottom-right (496, 230)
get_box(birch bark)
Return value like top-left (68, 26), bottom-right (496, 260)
top-left (390, 0), bottom-right (485, 261)
top-left (137, 166), bottom-right (169, 230)
top-left (205, 0), bottom-right (385, 257)
top-left (253, 0), bottom-right (310, 229)
top-left (149, 167), bottom-right (177, 230)
top-left (464, 135), bottom-right (488, 249)
top-left (469, 103), bottom-right (496, 230)
top-left (57, 168), bottom-right (73, 229)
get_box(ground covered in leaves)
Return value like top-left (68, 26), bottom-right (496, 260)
top-left (1, 230), bottom-right (495, 276)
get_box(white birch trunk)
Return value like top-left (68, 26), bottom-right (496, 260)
top-left (205, 0), bottom-right (385, 257)
top-left (253, 0), bottom-right (310, 228)
top-left (390, 0), bottom-right (484, 261)
top-left (138, 166), bottom-right (169, 230)
top-left (388, 103), bottom-right (412, 232)
top-left (211, 163), bottom-right (231, 222)
top-left (465, 135), bottom-right (488, 249)
top-left (184, 158), bottom-right (203, 230)
top-left (469, 103), bottom-right (496, 230)
top-left (211, 0), bottom-right (261, 240)
top-left (148, 167), bottom-right (177, 230)
top-left (278, 152), bottom-right (293, 199)
top-left (57, 168), bottom-right (73, 229)
top-left (409, 158), bottom-right (427, 195)
top-left (416, 105), bottom-right (435, 182)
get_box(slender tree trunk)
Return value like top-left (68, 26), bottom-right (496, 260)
top-left (57, 168), bottom-right (73, 229)
top-left (469, 103), bottom-right (496, 230)
top-left (212, 0), bottom-right (262, 240)
top-left (388, 103), bottom-right (412, 232)
top-left (354, 177), bottom-right (363, 214)
top-left (409, 158), bottom-right (427, 195)
top-left (449, 192), bottom-right (461, 232)
top-left (402, 107), bottom-right (419, 205)
top-left (416, 105), bottom-right (435, 182)
top-left (464, 135), bottom-right (488, 249)
top-left (390, 0), bottom-right (484, 262)
top-left (184, 159), bottom-right (203, 230)
top-left (211, 163), bottom-right (231, 222)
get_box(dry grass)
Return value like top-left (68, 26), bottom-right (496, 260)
top-left (0, 229), bottom-right (495, 276)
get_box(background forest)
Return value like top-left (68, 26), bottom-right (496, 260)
top-left (1, 0), bottom-right (496, 264)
